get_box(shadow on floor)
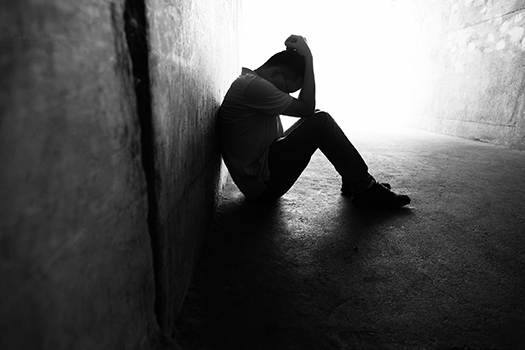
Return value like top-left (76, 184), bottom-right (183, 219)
top-left (176, 127), bottom-right (525, 350)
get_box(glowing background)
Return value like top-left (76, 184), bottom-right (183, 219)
top-left (240, 0), bottom-right (416, 130)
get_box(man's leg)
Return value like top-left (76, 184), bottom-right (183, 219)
top-left (257, 111), bottom-right (372, 201)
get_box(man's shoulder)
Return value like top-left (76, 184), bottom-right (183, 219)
top-left (222, 67), bottom-right (291, 117)
top-left (227, 69), bottom-right (256, 92)
top-left (236, 69), bottom-right (266, 87)
top-left (234, 72), bottom-right (258, 87)
top-left (228, 69), bottom-right (275, 97)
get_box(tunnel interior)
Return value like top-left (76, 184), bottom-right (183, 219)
top-left (0, 0), bottom-right (524, 349)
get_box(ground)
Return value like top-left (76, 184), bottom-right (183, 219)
top-left (175, 127), bottom-right (525, 350)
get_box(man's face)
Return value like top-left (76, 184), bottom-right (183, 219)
top-left (286, 76), bottom-right (304, 93)
top-left (271, 70), bottom-right (303, 94)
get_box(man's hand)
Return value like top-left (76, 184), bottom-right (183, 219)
top-left (281, 34), bottom-right (316, 117)
top-left (284, 35), bottom-right (312, 59)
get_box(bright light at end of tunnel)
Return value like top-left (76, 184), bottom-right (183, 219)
top-left (240, 0), bottom-right (417, 131)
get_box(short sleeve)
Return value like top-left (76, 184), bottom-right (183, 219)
top-left (242, 77), bottom-right (293, 116)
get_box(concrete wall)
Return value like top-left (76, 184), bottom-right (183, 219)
top-left (405, 0), bottom-right (525, 149)
top-left (0, 0), bottom-right (239, 348)
top-left (146, 0), bottom-right (239, 331)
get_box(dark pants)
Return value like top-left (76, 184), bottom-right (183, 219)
top-left (257, 111), bottom-right (372, 201)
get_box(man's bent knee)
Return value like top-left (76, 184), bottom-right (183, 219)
top-left (310, 110), bottom-right (335, 127)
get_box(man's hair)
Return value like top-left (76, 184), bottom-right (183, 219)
top-left (262, 50), bottom-right (305, 80)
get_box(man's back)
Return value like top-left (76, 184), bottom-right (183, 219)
top-left (219, 68), bottom-right (292, 199)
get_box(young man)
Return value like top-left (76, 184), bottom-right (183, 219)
top-left (219, 35), bottom-right (410, 208)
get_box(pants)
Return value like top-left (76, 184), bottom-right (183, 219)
top-left (257, 111), bottom-right (372, 201)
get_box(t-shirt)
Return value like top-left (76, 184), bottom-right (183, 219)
top-left (219, 68), bottom-right (293, 199)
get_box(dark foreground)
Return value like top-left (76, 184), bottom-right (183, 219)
top-left (176, 127), bottom-right (525, 350)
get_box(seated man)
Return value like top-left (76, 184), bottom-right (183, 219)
top-left (219, 35), bottom-right (410, 208)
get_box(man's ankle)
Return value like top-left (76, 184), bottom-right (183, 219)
top-left (366, 178), bottom-right (376, 189)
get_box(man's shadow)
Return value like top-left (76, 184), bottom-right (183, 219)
top-left (178, 186), bottom-right (301, 348)
top-left (324, 195), bottom-right (414, 255)
top-left (178, 182), bottom-right (415, 349)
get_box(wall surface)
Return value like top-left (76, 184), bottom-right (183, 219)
top-left (0, 1), bottom-right (159, 349)
top-left (146, 0), bottom-right (239, 333)
top-left (405, 0), bottom-right (525, 149)
top-left (0, 0), bottom-right (239, 348)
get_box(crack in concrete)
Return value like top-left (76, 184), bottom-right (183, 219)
top-left (123, 0), bottom-right (164, 329)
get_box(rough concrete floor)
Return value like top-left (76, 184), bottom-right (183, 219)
top-left (175, 127), bottom-right (525, 350)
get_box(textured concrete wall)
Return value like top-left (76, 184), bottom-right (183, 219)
top-left (0, 0), bottom-right (239, 348)
top-left (406, 0), bottom-right (525, 149)
top-left (146, 0), bottom-right (239, 331)
top-left (0, 1), bottom-right (159, 349)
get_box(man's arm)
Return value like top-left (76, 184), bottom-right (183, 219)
top-left (282, 35), bottom-right (316, 117)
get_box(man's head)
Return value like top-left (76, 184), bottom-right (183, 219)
top-left (256, 50), bottom-right (305, 93)
top-left (263, 50), bottom-right (305, 81)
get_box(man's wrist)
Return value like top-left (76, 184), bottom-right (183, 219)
top-left (303, 53), bottom-right (313, 64)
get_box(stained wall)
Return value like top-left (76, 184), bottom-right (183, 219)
top-left (146, 0), bottom-right (239, 331)
top-left (405, 0), bottom-right (525, 149)
top-left (0, 0), bottom-right (239, 348)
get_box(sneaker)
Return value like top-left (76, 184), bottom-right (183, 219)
top-left (341, 182), bottom-right (391, 197)
top-left (351, 183), bottom-right (410, 208)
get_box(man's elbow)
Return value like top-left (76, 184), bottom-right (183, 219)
top-left (299, 105), bottom-right (316, 117)
top-left (282, 99), bottom-right (315, 117)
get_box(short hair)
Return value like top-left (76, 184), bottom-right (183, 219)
top-left (262, 50), bottom-right (305, 80)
